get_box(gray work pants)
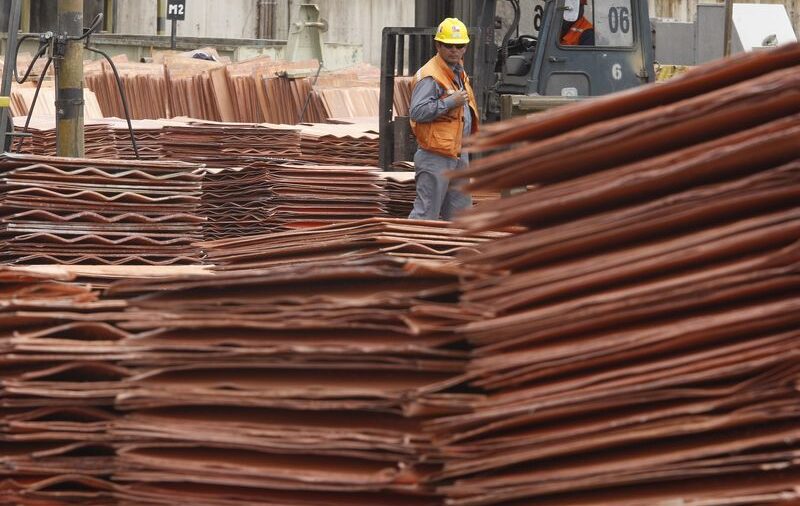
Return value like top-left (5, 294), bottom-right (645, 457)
top-left (408, 150), bottom-right (472, 221)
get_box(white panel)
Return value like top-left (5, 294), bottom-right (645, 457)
top-left (593, 0), bottom-right (635, 46)
top-left (732, 3), bottom-right (798, 51)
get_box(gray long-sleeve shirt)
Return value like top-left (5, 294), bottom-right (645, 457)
top-left (408, 62), bottom-right (472, 169)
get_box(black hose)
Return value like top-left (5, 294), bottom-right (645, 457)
top-left (14, 56), bottom-right (53, 153)
top-left (8, 13), bottom-right (116, 156)
top-left (297, 61), bottom-right (323, 124)
top-left (72, 13), bottom-right (103, 41)
top-left (13, 38), bottom-right (48, 84)
top-left (85, 45), bottom-right (140, 159)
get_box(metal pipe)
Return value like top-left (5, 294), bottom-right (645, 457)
top-left (257, 0), bottom-right (276, 39)
top-left (723, 0), bottom-right (733, 56)
top-left (104, 0), bottom-right (114, 32)
top-left (56, 0), bottom-right (84, 157)
top-left (157, 0), bottom-right (167, 36)
top-left (266, 0), bottom-right (276, 39)
top-left (1, 0), bottom-right (24, 152)
top-left (113, 0), bottom-right (118, 32)
top-left (20, 0), bottom-right (30, 32)
top-left (257, 0), bottom-right (263, 39)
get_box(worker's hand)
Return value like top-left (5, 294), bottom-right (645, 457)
top-left (449, 89), bottom-right (469, 108)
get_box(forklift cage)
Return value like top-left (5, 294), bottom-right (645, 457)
top-left (378, 26), bottom-right (490, 170)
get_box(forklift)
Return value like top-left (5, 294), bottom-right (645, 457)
top-left (378, 0), bottom-right (655, 168)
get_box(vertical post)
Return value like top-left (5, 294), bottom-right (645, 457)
top-left (157, 0), bottom-right (167, 35)
top-left (1, 0), bottom-right (23, 152)
top-left (104, 0), bottom-right (114, 32)
top-left (20, 0), bottom-right (30, 32)
top-left (378, 29), bottom-right (396, 170)
top-left (56, 0), bottom-right (85, 158)
top-left (170, 18), bottom-right (177, 49)
top-left (396, 34), bottom-right (405, 75)
top-left (257, 0), bottom-right (263, 38)
top-left (723, 0), bottom-right (733, 56)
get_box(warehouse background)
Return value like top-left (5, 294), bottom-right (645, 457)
top-left (0, 0), bottom-right (797, 65)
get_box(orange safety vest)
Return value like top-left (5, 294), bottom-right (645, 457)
top-left (410, 54), bottom-right (479, 159)
top-left (561, 16), bottom-right (593, 45)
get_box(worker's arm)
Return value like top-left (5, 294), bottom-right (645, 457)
top-left (409, 77), bottom-right (464, 122)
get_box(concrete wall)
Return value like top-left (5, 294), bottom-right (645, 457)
top-left (114, 0), bottom-right (413, 66)
top-left (652, 1), bottom-right (798, 64)
top-left (281, 0), bottom-right (413, 67)
top-left (651, 0), bottom-right (799, 35)
top-left (116, 0), bottom-right (258, 39)
top-left (107, 0), bottom-right (799, 65)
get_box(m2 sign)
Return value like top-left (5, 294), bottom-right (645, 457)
top-left (167, 0), bottom-right (186, 21)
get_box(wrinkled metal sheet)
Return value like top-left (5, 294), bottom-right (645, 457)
top-left (432, 43), bottom-right (800, 505)
top-left (0, 154), bottom-right (205, 265)
top-left (2, 42), bottom-right (798, 506)
top-left (0, 257), bottom-right (473, 505)
top-left (197, 217), bottom-right (509, 271)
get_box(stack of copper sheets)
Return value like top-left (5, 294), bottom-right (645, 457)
top-left (393, 77), bottom-right (415, 117)
top-left (224, 56), bottom-right (274, 123)
top-left (105, 260), bottom-right (464, 505)
top-left (299, 123), bottom-right (380, 166)
top-left (317, 87), bottom-right (380, 118)
top-left (164, 56), bottom-right (225, 121)
top-left (0, 257), bottom-right (468, 504)
top-left (9, 84), bottom-right (103, 119)
top-left (427, 43), bottom-right (800, 505)
top-left (0, 250), bottom-right (472, 505)
top-left (0, 154), bottom-right (205, 265)
top-left (85, 59), bottom-right (170, 120)
top-left (382, 172), bottom-right (416, 218)
top-left (314, 65), bottom-right (381, 120)
top-left (10, 86), bottom-right (105, 120)
top-left (267, 75), bottom-right (328, 124)
top-left (83, 53), bottom-right (388, 125)
top-left (198, 217), bottom-right (510, 270)
top-left (201, 165), bottom-right (276, 240)
top-left (105, 118), bottom-right (168, 160)
top-left (101, 257), bottom-right (471, 505)
top-left (0, 266), bottom-right (121, 504)
top-left (12, 117), bottom-right (118, 159)
top-left (262, 162), bottom-right (388, 230)
top-left (160, 120), bottom-right (302, 167)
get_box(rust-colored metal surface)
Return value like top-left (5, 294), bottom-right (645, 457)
top-left (197, 217), bottom-right (510, 270)
top-left (0, 258), bottom-right (471, 505)
top-left (433, 43), bottom-right (800, 506)
top-left (160, 120), bottom-right (303, 166)
top-left (2, 43), bottom-right (798, 506)
top-left (0, 154), bottom-right (205, 265)
top-left (298, 123), bottom-right (380, 167)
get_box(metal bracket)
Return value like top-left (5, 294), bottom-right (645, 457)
top-left (286, 4), bottom-right (327, 64)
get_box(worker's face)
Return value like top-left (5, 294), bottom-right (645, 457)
top-left (436, 41), bottom-right (468, 65)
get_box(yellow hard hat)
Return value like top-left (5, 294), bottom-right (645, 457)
top-left (435, 18), bottom-right (469, 44)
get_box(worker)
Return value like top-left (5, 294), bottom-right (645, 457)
top-left (407, 17), bottom-right (479, 221)
top-left (561, 0), bottom-right (595, 46)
